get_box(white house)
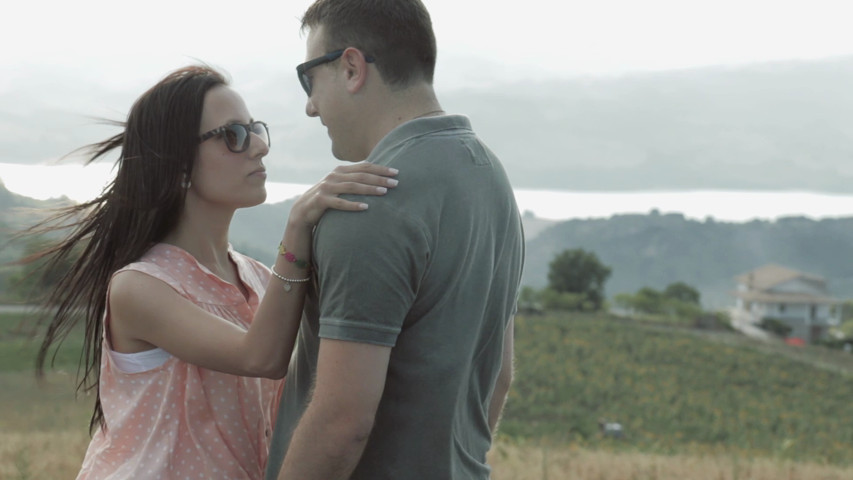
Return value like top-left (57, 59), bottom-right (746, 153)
top-left (733, 264), bottom-right (841, 342)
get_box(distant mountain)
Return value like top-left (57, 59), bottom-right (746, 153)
top-left (230, 199), bottom-right (297, 265)
top-left (524, 212), bottom-right (853, 308)
top-left (448, 56), bottom-right (853, 193)
top-left (0, 180), bottom-right (72, 229)
top-left (5, 183), bottom-right (853, 310)
top-left (520, 211), bottom-right (558, 240)
top-left (3, 56), bottom-right (853, 192)
top-left (0, 179), bottom-right (58, 210)
top-left (0, 181), bottom-right (73, 264)
top-left (234, 199), bottom-right (853, 310)
top-left (229, 201), bottom-right (557, 267)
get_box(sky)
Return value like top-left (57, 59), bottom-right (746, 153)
top-left (3, 0), bottom-right (851, 90)
top-left (2, 0), bottom-right (853, 219)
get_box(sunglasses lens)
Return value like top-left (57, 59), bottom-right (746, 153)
top-left (301, 74), bottom-right (312, 96)
top-left (224, 125), bottom-right (249, 152)
top-left (251, 122), bottom-right (270, 147)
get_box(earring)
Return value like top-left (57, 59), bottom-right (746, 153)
top-left (182, 177), bottom-right (192, 189)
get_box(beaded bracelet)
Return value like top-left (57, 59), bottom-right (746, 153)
top-left (278, 242), bottom-right (310, 269)
top-left (270, 265), bottom-right (311, 292)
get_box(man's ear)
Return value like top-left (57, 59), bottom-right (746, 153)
top-left (341, 47), bottom-right (370, 93)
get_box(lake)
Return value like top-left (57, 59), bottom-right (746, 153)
top-left (3, 162), bottom-right (853, 223)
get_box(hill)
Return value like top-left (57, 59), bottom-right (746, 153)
top-left (228, 200), bottom-right (559, 266)
top-left (3, 56), bottom-right (853, 192)
top-left (230, 199), bottom-right (297, 264)
top-left (0, 181), bottom-right (73, 264)
top-left (524, 212), bottom-right (853, 307)
top-left (234, 204), bottom-right (853, 309)
top-left (6, 179), bottom-right (853, 309)
top-left (0, 179), bottom-right (67, 213)
top-left (447, 56), bottom-right (853, 193)
top-left (505, 312), bottom-right (853, 465)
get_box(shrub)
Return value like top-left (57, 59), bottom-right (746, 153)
top-left (759, 316), bottom-right (793, 337)
top-left (539, 288), bottom-right (589, 312)
top-left (517, 286), bottom-right (544, 315)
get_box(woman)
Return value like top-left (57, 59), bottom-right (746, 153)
top-left (26, 65), bottom-right (397, 479)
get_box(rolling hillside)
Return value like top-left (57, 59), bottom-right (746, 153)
top-left (232, 202), bottom-right (853, 309)
top-left (5, 180), bottom-right (853, 309)
top-left (523, 212), bottom-right (853, 307)
top-left (504, 312), bottom-right (853, 464)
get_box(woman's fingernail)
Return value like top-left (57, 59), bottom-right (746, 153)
top-left (388, 168), bottom-right (399, 175)
top-left (359, 203), bottom-right (369, 210)
top-left (387, 178), bottom-right (399, 187)
top-left (376, 186), bottom-right (388, 194)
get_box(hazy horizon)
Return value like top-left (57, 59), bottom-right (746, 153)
top-left (4, 1), bottom-right (852, 211)
top-left (5, 54), bottom-right (853, 194)
top-left (4, 162), bottom-right (853, 224)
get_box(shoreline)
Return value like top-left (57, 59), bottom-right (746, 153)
top-left (4, 162), bottom-right (853, 223)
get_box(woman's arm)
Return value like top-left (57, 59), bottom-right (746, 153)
top-left (108, 162), bottom-right (398, 378)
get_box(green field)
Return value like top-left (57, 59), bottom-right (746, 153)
top-left (503, 313), bottom-right (853, 465)
top-left (0, 311), bottom-right (85, 372)
top-left (2, 310), bottom-right (853, 478)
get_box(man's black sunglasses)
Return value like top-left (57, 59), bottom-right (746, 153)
top-left (296, 49), bottom-right (375, 96)
top-left (199, 121), bottom-right (270, 153)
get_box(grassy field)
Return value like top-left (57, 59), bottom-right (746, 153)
top-left (504, 313), bottom-right (853, 464)
top-left (3, 311), bottom-right (853, 479)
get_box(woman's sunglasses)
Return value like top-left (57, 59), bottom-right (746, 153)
top-left (199, 121), bottom-right (270, 153)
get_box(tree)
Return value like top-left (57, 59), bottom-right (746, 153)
top-left (614, 284), bottom-right (703, 320)
top-left (663, 281), bottom-right (701, 305)
top-left (632, 287), bottom-right (666, 314)
top-left (547, 248), bottom-right (612, 311)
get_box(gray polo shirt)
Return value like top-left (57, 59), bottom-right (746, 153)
top-left (265, 114), bottom-right (524, 480)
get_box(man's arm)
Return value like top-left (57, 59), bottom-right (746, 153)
top-left (277, 338), bottom-right (391, 480)
top-left (488, 316), bottom-right (515, 433)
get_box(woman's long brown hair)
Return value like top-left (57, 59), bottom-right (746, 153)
top-left (21, 66), bottom-right (228, 433)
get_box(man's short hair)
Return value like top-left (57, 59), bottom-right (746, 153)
top-left (302, 0), bottom-right (437, 87)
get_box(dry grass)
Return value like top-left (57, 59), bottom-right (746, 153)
top-left (0, 371), bottom-right (90, 480)
top-left (3, 371), bottom-right (853, 479)
top-left (0, 431), bottom-right (89, 480)
top-left (487, 442), bottom-right (853, 480)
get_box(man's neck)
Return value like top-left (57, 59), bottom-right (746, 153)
top-left (360, 83), bottom-right (442, 158)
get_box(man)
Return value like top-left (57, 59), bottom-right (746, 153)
top-left (266, 1), bottom-right (524, 478)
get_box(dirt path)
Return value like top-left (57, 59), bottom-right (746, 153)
top-left (728, 307), bottom-right (772, 341)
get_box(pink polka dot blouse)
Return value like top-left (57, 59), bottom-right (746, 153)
top-left (76, 243), bottom-right (282, 480)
